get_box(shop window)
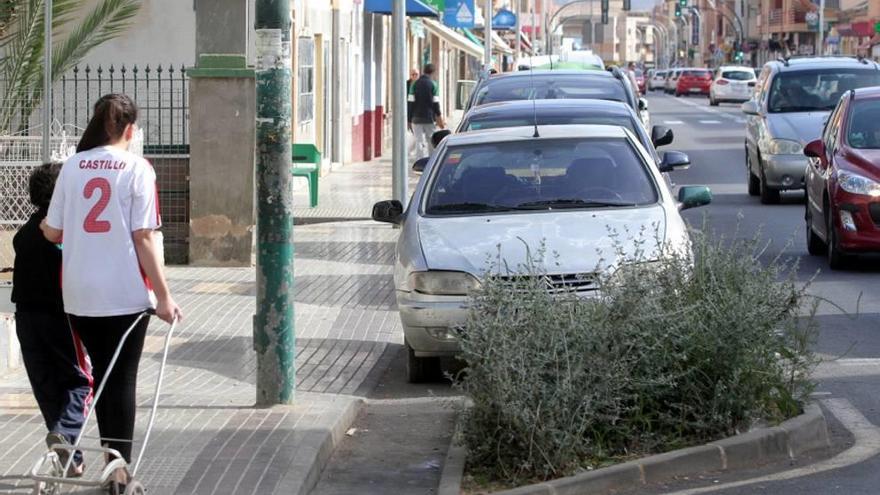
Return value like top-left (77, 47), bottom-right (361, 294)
top-left (298, 37), bottom-right (315, 124)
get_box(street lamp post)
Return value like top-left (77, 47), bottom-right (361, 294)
top-left (42, 0), bottom-right (52, 162)
top-left (485, 0), bottom-right (493, 69)
top-left (818, 0), bottom-right (825, 56)
top-left (254, 0), bottom-right (295, 406)
top-left (391, 0), bottom-right (407, 205)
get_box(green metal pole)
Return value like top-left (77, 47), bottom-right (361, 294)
top-left (254, 0), bottom-right (295, 406)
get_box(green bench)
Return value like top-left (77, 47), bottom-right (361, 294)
top-left (291, 143), bottom-right (320, 208)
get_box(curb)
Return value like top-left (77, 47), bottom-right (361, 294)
top-left (438, 413), bottom-right (467, 495)
top-left (442, 403), bottom-right (829, 495)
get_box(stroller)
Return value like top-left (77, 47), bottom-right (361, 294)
top-left (27, 310), bottom-right (178, 494)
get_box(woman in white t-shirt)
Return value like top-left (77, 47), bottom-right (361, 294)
top-left (41, 94), bottom-right (182, 494)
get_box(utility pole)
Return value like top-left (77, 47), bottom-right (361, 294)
top-left (254, 0), bottom-right (295, 406)
top-left (485, 0), bottom-right (493, 69)
top-left (817, 0), bottom-right (825, 56)
top-left (515, 0), bottom-right (522, 63)
top-left (391, 0), bottom-right (407, 205)
top-left (41, 0), bottom-right (52, 162)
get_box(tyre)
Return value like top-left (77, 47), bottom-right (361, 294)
top-left (124, 481), bottom-right (146, 495)
top-left (826, 206), bottom-right (849, 270)
top-left (805, 196), bottom-right (826, 255)
top-left (746, 151), bottom-right (760, 196)
top-left (758, 160), bottom-right (781, 204)
top-left (406, 340), bottom-right (440, 383)
top-left (710, 96), bottom-right (719, 106)
top-left (675, 90), bottom-right (681, 97)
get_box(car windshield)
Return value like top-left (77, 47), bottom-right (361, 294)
top-left (768, 69), bottom-right (880, 113)
top-left (424, 138), bottom-right (658, 215)
top-left (465, 114), bottom-right (637, 134)
top-left (848, 99), bottom-right (880, 149)
top-left (722, 70), bottom-right (753, 80)
top-left (656, 71), bottom-right (667, 77)
top-left (473, 75), bottom-right (627, 106)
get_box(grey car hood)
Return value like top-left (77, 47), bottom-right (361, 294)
top-left (767, 111), bottom-right (830, 144)
top-left (416, 207), bottom-right (668, 276)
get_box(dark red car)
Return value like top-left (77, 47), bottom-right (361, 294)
top-left (805, 86), bottom-right (880, 269)
top-left (675, 69), bottom-right (712, 96)
top-left (633, 69), bottom-right (646, 94)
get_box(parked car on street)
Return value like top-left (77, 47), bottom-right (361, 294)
top-left (675, 68), bottom-right (713, 96)
top-left (649, 69), bottom-right (668, 91)
top-left (709, 66), bottom-right (757, 106)
top-left (742, 57), bottom-right (880, 204)
top-left (632, 68), bottom-right (647, 94)
top-left (804, 86), bottom-right (880, 269)
top-left (372, 125), bottom-right (712, 381)
top-left (664, 69), bottom-right (682, 94)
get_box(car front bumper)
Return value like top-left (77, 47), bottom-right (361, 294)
top-left (762, 154), bottom-right (807, 190)
top-left (398, 291), bottom-right (468, 357)
top-left (712, 85), bottom-right (751, 101)
top-left (832, 192), bottom-right (880, 252)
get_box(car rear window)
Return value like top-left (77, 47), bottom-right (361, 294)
top-left (848, 99), bottom-right (880, 149)
top-left (425, 138), bottom-right (658, 215)
top-left (473, 75), bottom-right (627, 106)
top-left (466, 114), bottom-right (638, 134)
top-left (682, 70), bottom-right (711, 77)
top-left (721, 71), bottom-right (753, 80)
top-left (655, 71), bottom-right (667, 77)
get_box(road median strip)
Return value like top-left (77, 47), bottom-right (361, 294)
top-left (439, 403), bottom-right (829, 495)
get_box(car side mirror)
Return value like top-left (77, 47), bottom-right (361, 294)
top-left (432, 129), bottom-right (452, 147)
top-left (659, 151), bottom-right (690, 172)
top-left (651, 125), bottom-right (674, 147)
top-left (639, 98), bottom-right (649, 111)
top-left (372, 200), bottom-right (404, 224)
top-left (678, 186), bottom-right (712, 210)
top-left (412, 157), bottom-right (429, 173)
top-left (804, 139), bottom-right (828, 168)
top-left (741, 100), bottom-right (760, 115)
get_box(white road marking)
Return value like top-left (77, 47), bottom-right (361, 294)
top-left (814, 357), bottom-right (880, 379)
top-left (699, 120), bottom-right (722, 124)
top-left (664, 120), bottom-right (685, 125)
top-left (660, 398), bottom-right (880, 494)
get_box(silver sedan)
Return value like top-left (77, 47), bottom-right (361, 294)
top-left (372, 125), bottom-right (712, 382)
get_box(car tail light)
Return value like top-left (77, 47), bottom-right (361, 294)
top-left (716, 80), bottom-right (729, 86)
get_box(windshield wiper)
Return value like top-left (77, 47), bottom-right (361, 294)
top-left (427, 202), bottom-right (513, 213)
top-left (513, 199), bottom-right (636, 209)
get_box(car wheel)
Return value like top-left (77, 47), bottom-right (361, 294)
top-left (758, 159), bottom-right (781, 204)
top-left (710, 96), bottom-right (719, 106)
top-left (805, 195), bottom-right (826, 255)
top-left (826, 205), bottom-right (849, 270)
top-left (405, 339), bottom-right (440, 383)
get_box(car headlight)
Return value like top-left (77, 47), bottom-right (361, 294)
top-left (837, 170), bottom-right (880, 197)
top-left (766, 139), bottom-right (803, 155)
top-left (409, 271), bottom-right (481, 296)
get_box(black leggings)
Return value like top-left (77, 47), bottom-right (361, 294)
top-left (69, 313), bottom-right (149, 463)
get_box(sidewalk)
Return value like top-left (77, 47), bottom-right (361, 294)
top-left (0, 162), bottom-right (405, 493)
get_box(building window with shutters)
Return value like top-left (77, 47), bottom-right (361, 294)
top-left (298, 37), bottom-right (315, 124)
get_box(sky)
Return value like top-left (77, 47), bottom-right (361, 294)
top-left (554, 0), bottom-right (660, 12)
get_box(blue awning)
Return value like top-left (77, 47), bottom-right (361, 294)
top-left (364, 0), bottom-right (439, 17)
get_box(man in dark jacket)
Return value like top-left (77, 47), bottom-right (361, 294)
top-left (12, 162), bottom-right (91, 476)
top-left (407, 64), bottom-right (446, 159)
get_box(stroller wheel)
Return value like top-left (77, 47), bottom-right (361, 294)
top-left (32, 480), bottom-right (60, 495)
top-left (124, 480), bottom-right (146, 495)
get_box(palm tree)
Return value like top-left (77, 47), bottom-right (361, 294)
top-left (0, 0), bottom-right (140, 133)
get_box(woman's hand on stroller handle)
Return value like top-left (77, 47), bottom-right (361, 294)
top-left (153, 296), bottom-right (182, 324)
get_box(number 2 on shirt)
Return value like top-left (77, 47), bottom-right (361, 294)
top-left (83, 178), bottom-right (111, 233)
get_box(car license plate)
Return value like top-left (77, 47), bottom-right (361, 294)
top-left (690, 88), bottom-right (701, 92)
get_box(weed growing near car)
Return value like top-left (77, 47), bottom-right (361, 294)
top-left (453, 226), bottom-right (819, 485)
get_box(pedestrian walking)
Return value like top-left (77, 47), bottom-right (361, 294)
top-left (407, 64), bottom-right (446, 160)
top-left (406, 68), bottom-right (419, 93)
top-left (41, 93), bottom-right (182, 494)
top-left (11, 162), bottom-right (92, 478)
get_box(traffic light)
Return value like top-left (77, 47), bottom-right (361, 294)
top-left (735, 51), bottom-right (744, 62)
top-left (679, 0), bottom-right (688, 6)
top-left (601, 0), bottom-right (609, 24)
top-left (623, 0), bottom-right (631, 11)
top-left (674, 3), bottom-right (682, 17)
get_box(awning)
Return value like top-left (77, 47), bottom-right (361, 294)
top-left (364, 0), bottom-right (439, 17)
top-left (422, 19), bottom-right (484, 59)
top-left (491, 31), bottom-right (514, 55)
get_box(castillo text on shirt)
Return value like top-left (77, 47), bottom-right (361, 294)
top-left (78, 159), bottom-right (127, 170)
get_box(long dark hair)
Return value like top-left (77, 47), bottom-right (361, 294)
top-left (77, 94), bottom-right (139, 152)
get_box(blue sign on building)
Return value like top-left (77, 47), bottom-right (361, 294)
top-left (492, 8), bottom-right (517, 30)
top-left (444, 0), bottom-right (475, 28)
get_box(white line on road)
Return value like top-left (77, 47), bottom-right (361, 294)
top-left (664, 120), bottom-right (685, 125)
top-left (699, 120), bottom-right (722, 124)
top-left (660, 398), bottom-right (880, 494)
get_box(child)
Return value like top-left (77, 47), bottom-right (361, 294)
top-left (11, 162), bottom-right (91, 476)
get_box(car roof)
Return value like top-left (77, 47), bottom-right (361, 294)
top-left (768, 57), bottom-right (880, 72)
top-left (464, 98), bottom-right (635, 117)
top-left (853, 86), bottom-right (880, 100)
top-left (444, 124), bottom-right (630, 146)
top-left (718, 66), bottom-right (755, 71)
top-left (488, 69), bottom-right (615, 80)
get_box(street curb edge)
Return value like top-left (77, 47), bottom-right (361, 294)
top-left (443, 403), bottom-right (829, 495)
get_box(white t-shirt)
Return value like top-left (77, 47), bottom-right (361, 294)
top-left (47, 146), bottom-right (161, 317)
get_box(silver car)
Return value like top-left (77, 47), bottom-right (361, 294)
top-left (371, 125), bottom-right (712, 382)
top-left (742, 57), bottom-right (880, 204)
